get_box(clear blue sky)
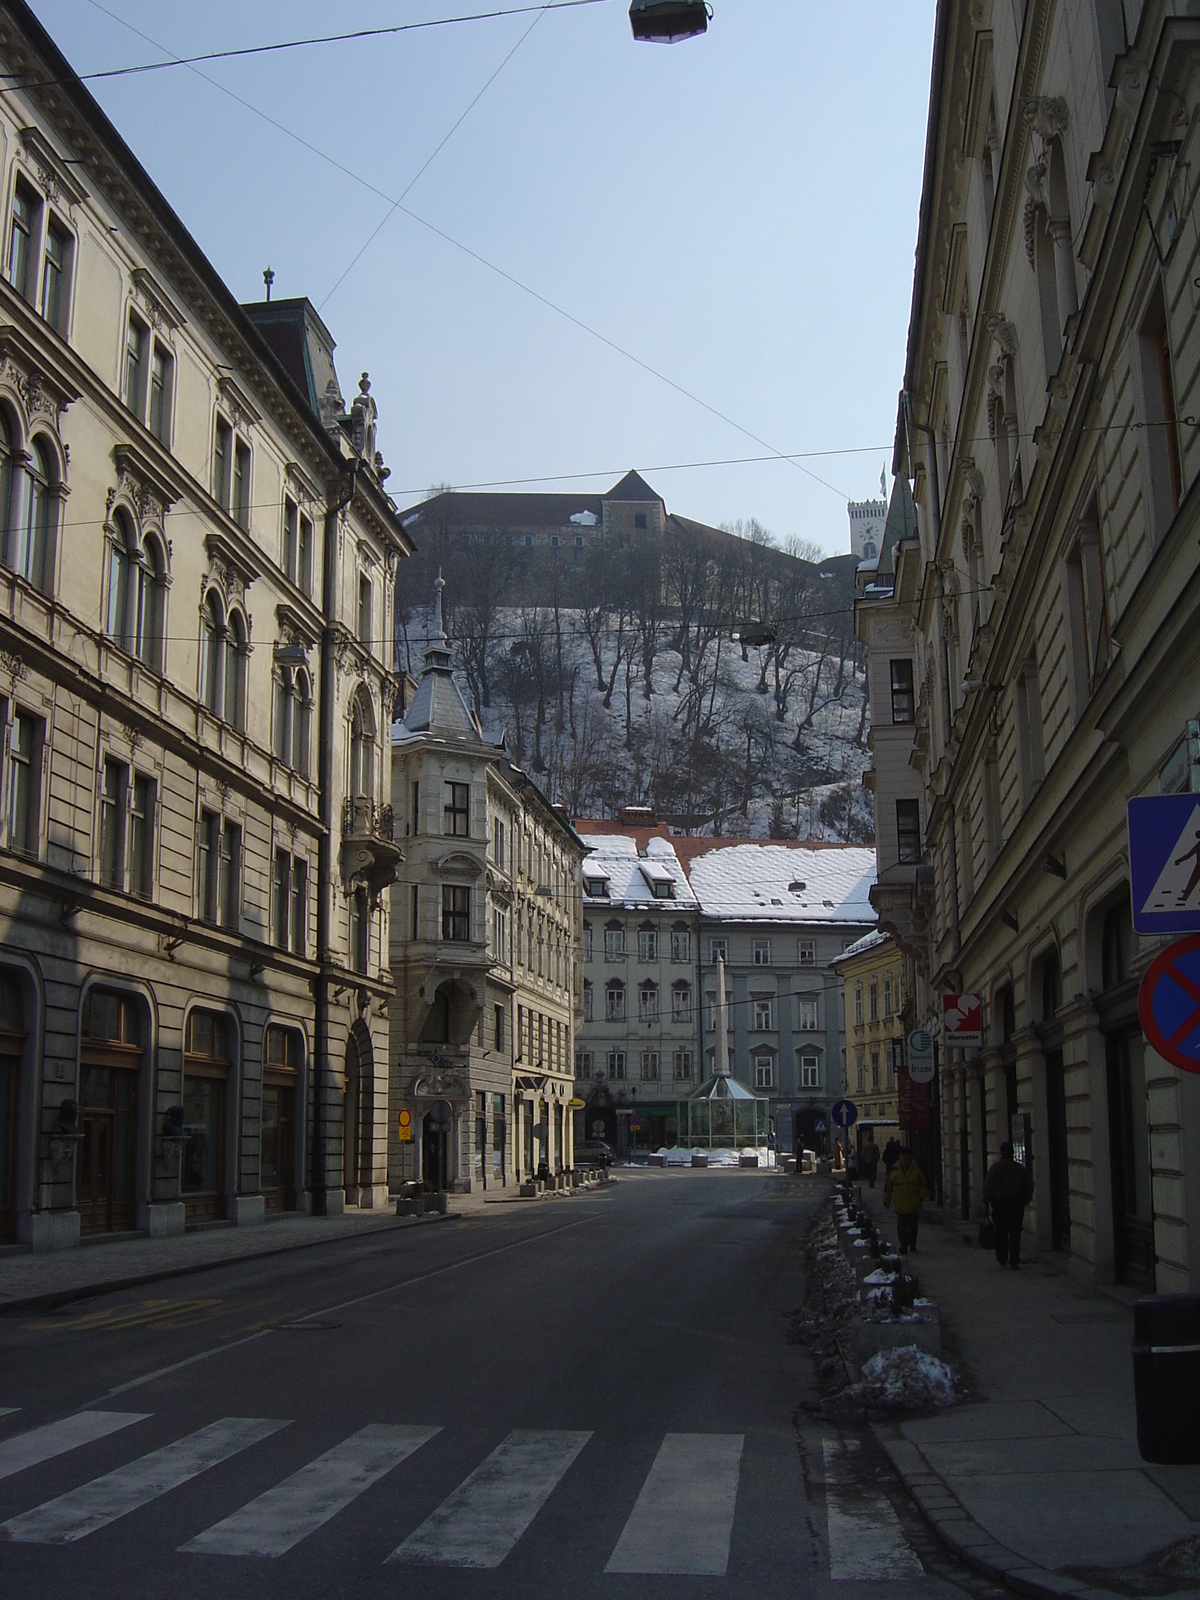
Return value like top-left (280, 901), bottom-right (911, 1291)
top-left (30, 1), bottom-right (937, 555)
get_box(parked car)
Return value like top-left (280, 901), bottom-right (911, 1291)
top-left (576, 1140), bottom-right (613, 1169)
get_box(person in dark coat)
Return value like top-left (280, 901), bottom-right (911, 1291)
top-left (983, 1142), bottom-right (1034, 1268)
top-left (882, 1135), bottom-right (902, 1175)
top-left (861, 1134), bottom-right (881, 1188)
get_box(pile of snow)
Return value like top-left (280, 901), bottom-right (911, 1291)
top-left (846, 1346), bottom-right (956, 1410)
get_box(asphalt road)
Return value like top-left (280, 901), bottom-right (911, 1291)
top-left (0, 1171), bottom-right (1001, 1599)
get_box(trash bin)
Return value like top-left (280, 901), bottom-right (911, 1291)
top-left (1132, 1294), bottom-right (1200, 1464)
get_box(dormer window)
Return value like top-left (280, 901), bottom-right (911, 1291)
top-left (585, 876), bottom-right (608, 898)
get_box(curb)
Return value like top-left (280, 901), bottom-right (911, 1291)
top-left (0, 1209), bottom-right (456, 1317)
top-left (872, 1423), bottom-right (1125, 1600)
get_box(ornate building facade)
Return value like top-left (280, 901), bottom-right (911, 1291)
top-left (0, 2), bottom-right (410, 1249)
top-left (861, 0), bottom-right (1200, 1291)
top-left (389, 585), bottom-right (586, 1191)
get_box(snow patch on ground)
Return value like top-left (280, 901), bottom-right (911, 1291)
top-left (844, 1347), bottom-right (956, 1410)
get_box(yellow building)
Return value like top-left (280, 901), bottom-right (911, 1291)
top-left (832, 932), bottom-right (904, 1146)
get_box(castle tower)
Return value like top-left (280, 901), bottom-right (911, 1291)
top-left (847, 496), bottom-right (887, 561)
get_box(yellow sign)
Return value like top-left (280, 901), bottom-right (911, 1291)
top-left (568, 1098), bottom-right (586, 1109)
top-left (397, 1108), bottom-right (413, 1143)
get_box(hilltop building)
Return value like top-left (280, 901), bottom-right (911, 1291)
top-left (848, 497), bottom-right (887, 563)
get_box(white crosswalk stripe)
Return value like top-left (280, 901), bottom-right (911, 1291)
top-left (605, 1432), bottom-right (744, 1576)
top-left (2, 1417), bottom-right (287, 1545)
top-left (181, 1423), bottom-right (440, 1556)
top-left (389, 1429), bottom-right (591, 1569)
top-left (823, 1436), bottom-right (924, 1581)
top-left (0, 1410), bottom-right (148, 1484)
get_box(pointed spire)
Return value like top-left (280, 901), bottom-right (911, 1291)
top-left (432, 568), bottom-right (446, 643)
top-left (421, 569), bottom-right (453, 674)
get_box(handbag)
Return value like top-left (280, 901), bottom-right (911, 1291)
top-left (978, 1217), bottom-right (996, 1250)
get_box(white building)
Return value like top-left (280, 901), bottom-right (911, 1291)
top-left (848, 496), bottom-right (887, 562)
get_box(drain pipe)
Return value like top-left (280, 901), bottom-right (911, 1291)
top-left (901, 392), bottom-right (962, 963)
top-left (312, 459), bottom-right (359, 1214)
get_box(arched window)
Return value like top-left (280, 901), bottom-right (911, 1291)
top-left (18, 438), bottom-right (53, 592)
top-left (224, 611), bottom-right (246, 730)
top-left (135, 534), bottom-right (166, 671)
top-left (200, 592), bottom-right (223, 713)
top-left (105, 508), bottom-right (135, 646)
top-left (292, 670), bottom-right (311, 777)
top-left (349, 693), bottom-right (375, 799)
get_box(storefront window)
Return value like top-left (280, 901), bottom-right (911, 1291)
top-left (262, 1025), bottom-right (299, 1210)
top-left (79, 988), bottom-right (141, 1234)
top-left (182, 1010), bottom-right (231, 1220)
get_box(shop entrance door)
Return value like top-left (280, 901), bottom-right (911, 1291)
top-left (78, 1065), bottom-right (137, 1234)
top-left (182, 1011), bottom-right (230, 1222)
top-left (261, 1083), bottom-right (295, 1212)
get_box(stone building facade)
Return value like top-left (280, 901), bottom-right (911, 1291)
top-left (831, 931), bottom-right (904, 1144)
top-left (861, 0), bottom-right (1200, 1291)
top-left (0, 2), bottom-right (409, 1249)
top-left (389, 587), bottom-right (586, 1191)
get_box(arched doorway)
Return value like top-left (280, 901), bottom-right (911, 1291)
top-left (343, 1027), bottom-right (374, 1206)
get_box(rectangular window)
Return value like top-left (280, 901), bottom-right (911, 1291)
top-left (232, 440), bottom-right (251, 529)
top-left (800, 1054), bottom-right (820, 1088)
top-left (607, 1050), bottom-right (626, 1082)
top-left (671, 928), bottom-right (690, 963)
top-left (213, 417), bottom-right (232, 510)
top-left (709, 938), bottom-right (727, 966)
top-left (604, 927), bottom-right (625, 961)
top-left (349, 888), bottom-right (368, 973)
top-left (198, 809), bottom-right (219, 923)
top-left (638, 986), bottom-right (659, 1023)
top-left (410, 882), bottom-right (419, 940)
top-left (752, 996), bottom-right (774, 1031)
top-left (638, 928), bottom-right (658, 962)
top-left (883, 977), bottom-right (893, 1018)
top-left (443, 781), bottom-right (469, 837)
top-left (754, 1059), bottom-right (774, 1090)
top-left (41, 222), bottom-right (68, 332)
top-left (493, 817), bottom-right (506, 869)
top-left (705, 990), bottom-right (718, 1032)
top-left (123, 316), bottom-right (145, 416)
top-left (410, 780), bottom-right (419, 835)
top-left (753, 939), bottom-right (771, 966)
top-left (219, 820), bottom-right (241, 932)
top-left (896, 799), bottom-right (922, 865)
top-left (358, 573), bottom-right (372, 646)
top-left (854, 986), bottom-right (863, 1026)
top-left (798, 939), bottom-right (816, 966)
top-left (583, 982), bottom-right (593, 1022)
top-left (871, 1047), bottom-right (881, 1090)
top-left (495, 1005), bottom-right (505, 1052)
top-left (797, 997), bottom-right (818, 1031)
top-left (1138, 283), bottom-right (1182, 535)
top-left (297, 510), bottom-right (313, 595)
top-left (640, 1050), bottom-right (659, 1082)
top-left (273, 848), bottom-right (289, 949)
top-left (290, 857), bottom-right (307, 956)
top-left (855, 1046), bottom-right (866, 1090)
top-left (148, 343), bottom-right (171, 444)
top-left (442, 884), bottom-right (470, 941)
top-left (890, 659), bottom-right (915, 723)
top-left (606, 984), bottom-right (626, 1022)
top-left (575, 1049), bottom-right (592, 1080)
top-left (129, 774), bottom-right (155, 900)
top-left (9, 184), bottom-right (35, 298)
top-left (283, 498), bottom-right (299, 585)
top-left (869, 981), bottom-right (878, 1022)
top-left (99, 757), bottom-right (127, 890)
top-left (582, 924), bottom-right (593, 961)
top-left (672, 985), bottom-right (692, 1023)
top-left (674, 1049), bottom-right (693, 1082)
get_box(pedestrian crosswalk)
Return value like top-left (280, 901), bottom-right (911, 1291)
top-left (0, 1408), bottom-right (926, 1580)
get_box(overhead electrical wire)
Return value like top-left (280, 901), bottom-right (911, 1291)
top-left (1, 1), bottom-right (614, 94)
top-left (79, 0), bottom-right (854, 503)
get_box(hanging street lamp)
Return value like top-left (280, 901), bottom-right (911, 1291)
top-left (629, 1), bottom-right (712, 44)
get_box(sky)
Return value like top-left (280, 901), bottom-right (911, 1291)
top-left (28, 0), bottom-right (938, 556)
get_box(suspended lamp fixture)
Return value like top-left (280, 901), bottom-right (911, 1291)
top-left (629, 1), bottom-right (712, 44)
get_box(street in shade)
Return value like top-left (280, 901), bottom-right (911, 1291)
top-left (0, 1175), bottom-right (988, 1600)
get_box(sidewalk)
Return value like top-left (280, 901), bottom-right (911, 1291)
top-left (855, 1181), bottom-right (1200, 1600)
top-left (0, 1180), bottom-right (591, 1315)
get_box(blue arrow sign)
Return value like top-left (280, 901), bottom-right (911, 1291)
top-left (831, 1099), bottom-right (858, 1128)
top-left (1129, 796), bottom-right (1200, 934)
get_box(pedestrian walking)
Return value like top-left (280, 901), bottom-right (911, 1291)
top-left (982, 1141), bottom-right (1033, 1268)
top-left (882, 1135), bottom-right (901, 1174)
top-left (882, 1146), bottom-right (928, 1253)
top-left (861, 1134), bottom-right (880, 1188)
top-left (846, 1144), bottom-right (859, 1180)
top-left (832, 1137), bottom-right (844, 1171)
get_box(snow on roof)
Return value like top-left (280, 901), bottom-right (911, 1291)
top-left (581, 835), bottom-right (697, 910)
top-left (681, 843), bottom-right (876, 924)
top-left (831, 928), bottom-right (891, 965)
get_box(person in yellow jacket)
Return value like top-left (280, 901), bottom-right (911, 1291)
top-left (882, 1146), bottom-right (929, 1253)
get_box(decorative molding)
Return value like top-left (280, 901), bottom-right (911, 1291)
top-left (216, 371), bottom-right (261, 432)
top-left (274, 601), bottom-right (317, 654)
top-left (203, 530), bottom-right (261, 606)
top-left (0, 326), bottom-right (80, 426)
top-left (130, 268), bottom-right (186, 333)
top-left (108, 443), bottom-right (177, 529)
top-left (0, 651), bottom-right (26, 683)
top-left (18, 126), bottom-right (88, 208)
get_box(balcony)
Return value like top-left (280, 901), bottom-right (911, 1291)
top-left (340, 796), bottom-right (402, 903)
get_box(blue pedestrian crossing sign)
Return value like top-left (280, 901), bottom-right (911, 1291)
top-left (831, 1099), bottom-right (858, 1128)
top-left (1129, 796), bottom-right (1200, 934)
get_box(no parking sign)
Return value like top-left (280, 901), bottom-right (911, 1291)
top-left (1139, 935), bottom-right (1200, 1075)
